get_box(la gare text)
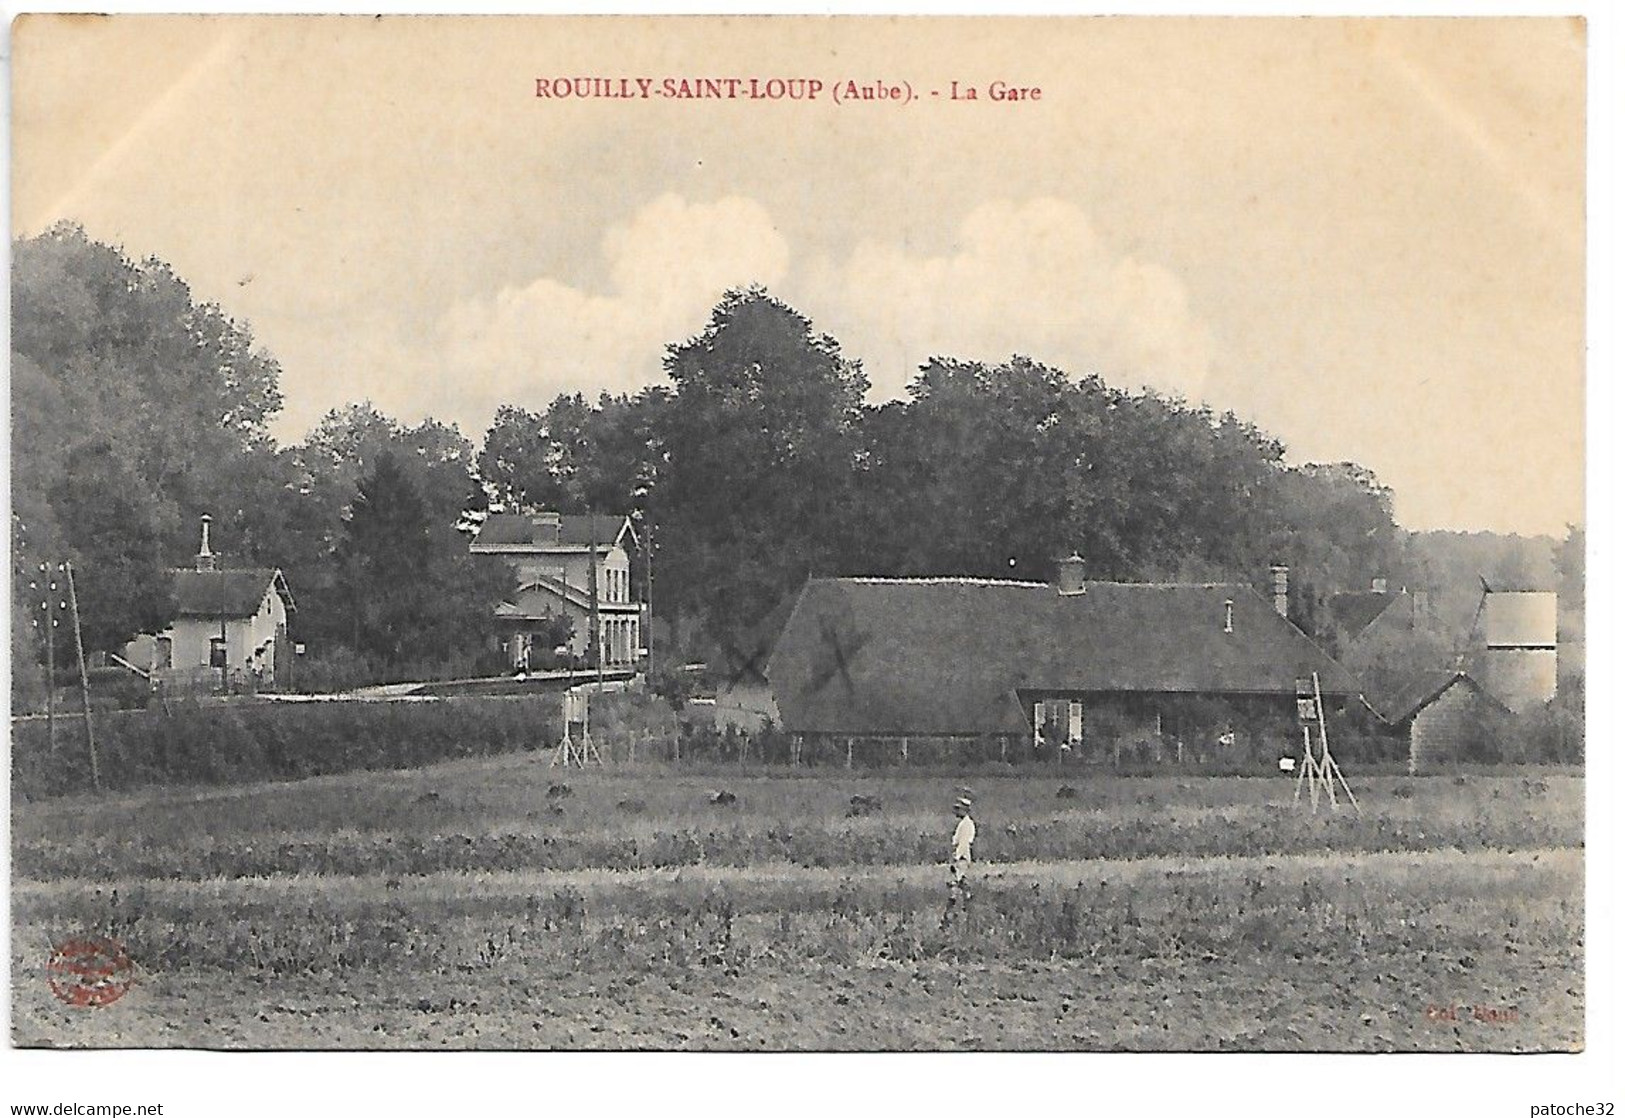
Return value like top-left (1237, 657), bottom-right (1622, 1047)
top-left (533, 77), bottom-right (1042, 105)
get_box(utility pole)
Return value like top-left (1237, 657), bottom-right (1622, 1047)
top-left (643, 519), bottom-right (654, 676)
top-left (590, 513), bottom-right (603, 694)
top-left (65, 562), bottom-right (99, 792)
top-left (41, 562), bottom-right (57, 753)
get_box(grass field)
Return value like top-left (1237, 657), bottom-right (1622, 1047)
top-left (10, 755), bottom-right (1584, 1051)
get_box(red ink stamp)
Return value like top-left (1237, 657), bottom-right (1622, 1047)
top-left (47, 937), bottom-right (134, 1007)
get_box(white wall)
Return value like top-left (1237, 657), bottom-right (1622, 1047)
top-left (142, 584), bottom-right (287, 684)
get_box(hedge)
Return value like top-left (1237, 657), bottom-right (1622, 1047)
top-left (11, 695), bottom-right (562, 800)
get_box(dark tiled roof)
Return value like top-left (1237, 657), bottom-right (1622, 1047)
top-left (472, 512), bottom-right (629, 549)
top-left (713, 588), bottom-right (804, 687)
top-left (763, 578), bottom-right (1361, 737)
top-left (172, 568), bottom-right (291, 618)
top-left (1329, 591), bottom-right (1402, 637)
top-left (1369, 669), bottom-right (1495, 725)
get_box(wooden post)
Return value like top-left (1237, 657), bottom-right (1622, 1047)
top-left (589, 515), bottom-right (603, 694)
top-left (643, 520), bottom-right (654, 676)
top-left (845, 736), bottom-right (853, 769)
top-left (65, 563), bottom-right (99, 792)
top-left (43, 563), bottom-right (57, 754)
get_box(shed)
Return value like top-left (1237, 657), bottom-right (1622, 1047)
top-left (1373, 669), bottom-right (1508, 774)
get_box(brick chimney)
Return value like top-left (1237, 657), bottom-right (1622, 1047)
top-left (1269, 564), bottom-right (1289, 618)
top-left (530, 510), bottom-right (562, 544)
top-left (1056, 553), bottom-right (1087, 596)
top-left (195, 514), bottom-right (217, 572)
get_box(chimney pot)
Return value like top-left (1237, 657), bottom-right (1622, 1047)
top-left (1056, 553), bottom-right (1087, 595)
top-left (195, 514), bottom-right (217, 572)
top-left (1269, 564), bottom-right (1289, 618)
top-left (530, 510), bottom-right (562, 543)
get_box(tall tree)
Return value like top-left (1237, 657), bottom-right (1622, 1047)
top-left (286, 403), bottom-right (493, 659)
top-left (45, 442), bottom-right (180, 654)
top-left (854, 357), bottom-right (1080, 580)
top-left (11, 224), bottom-right (287, 658)
top-left (478, 404), bottom-right (555, 512)
top-left (853, 357), bottom-right (1292, 589)
top-left (478, 389), bottom-right (669, 516)
top-left (334, 451), bottom-right (509, 668)
top-left (336, 452), bottom-right (434, 661)
top-left (660, 288), bottom-right (868, 638)
top-left (1255, 462), bottom-right (1402, 643)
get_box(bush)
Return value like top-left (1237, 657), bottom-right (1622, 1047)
top-left (1488, 686), bottom-right (1584, 766)
top-left (10, 694), bottom-right (563, 799)
top-left (87, 665), bottom-right (153, 710)
top-left (649, 665), bottom-right (702, 711)
top-left (290, 645), bottom-right (509, 693)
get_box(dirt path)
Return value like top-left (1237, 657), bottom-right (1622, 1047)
top-left (14, 844), bottom-right (1581, 909)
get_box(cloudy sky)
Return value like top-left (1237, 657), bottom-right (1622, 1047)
top-left (12, 15), bottom-right (1585, 535)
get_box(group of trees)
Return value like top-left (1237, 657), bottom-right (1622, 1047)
top-left (10, 225), bottom-right (1583, 704)
top-left (475, 291), bottom-right (1410, 648)
top-left (11, 226), bottom-right (505, 699)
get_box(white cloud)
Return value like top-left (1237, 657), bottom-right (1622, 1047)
top-left (435, 194), bottom-right (791, 411)
top-left (362, 194), bottom-right (1211, 441)
top-left (827, 198), bottom-right (1215, 399)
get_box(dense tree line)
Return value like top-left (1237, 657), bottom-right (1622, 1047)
top-left (10, 226), bottom-right (505, 699)
top-left (11, 229), bottom-right (1579, 700)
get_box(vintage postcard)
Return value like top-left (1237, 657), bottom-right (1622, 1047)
top-left (5, 7), bottom-right (1598, 1106)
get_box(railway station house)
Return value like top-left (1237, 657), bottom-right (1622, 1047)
top-left (469, 510), bottom-right (642, 672)
top-left (716, 555), bottom-right (1362, 766)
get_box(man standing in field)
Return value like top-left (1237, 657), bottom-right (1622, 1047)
top-left (945, 795), bottom-right (977, 926)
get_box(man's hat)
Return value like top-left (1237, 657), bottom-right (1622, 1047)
top-left (954, 797), bottom-right (973, 810)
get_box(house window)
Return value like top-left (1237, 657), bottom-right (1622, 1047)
top-left (1068, 700), bottom-right (1084, 744)
top-left (156, 635), bottom-right (173, 670)
top-left (209, 636), bottom-right (227, 668)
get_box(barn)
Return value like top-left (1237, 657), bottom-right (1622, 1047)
top-left (717, 557), bottom-right (1360, 766)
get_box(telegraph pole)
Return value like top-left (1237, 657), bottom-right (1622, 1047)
top-left (643, 519), bottom-right (654, 676)
top-left (590, 513), bottom-right (603, 694)
top-left (64, 562), bottom-right (100, 792)
top-left (41, 562), bottom-right (57, 753)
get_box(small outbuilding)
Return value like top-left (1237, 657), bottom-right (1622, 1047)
top-left (122, 516), bottom-right (296, 691)
top-left (1373, 669), bottom-right (1509, 774)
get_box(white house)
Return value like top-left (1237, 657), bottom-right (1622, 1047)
top-left (123, 515), bottom-right (296, 690)
top-left (470, 510), bottom-right (642, 671)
